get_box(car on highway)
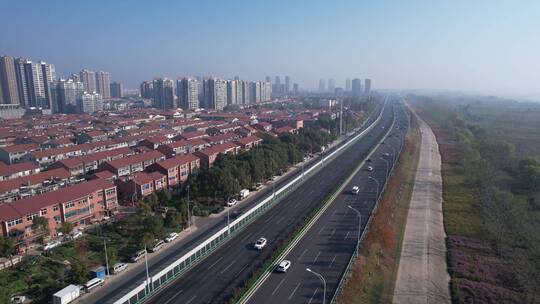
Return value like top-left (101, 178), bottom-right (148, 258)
top-left (366, 166), bottom-right (374, 172)
top-left (131, 249), bottom-right (147, 262)
top-left (276, 260), bottom-right (291, 272)
top-left (43, 240), bottom-right (61, 251)
top-left (231, 210), bottom-right (243, 219)
top-left (150, 240), bottom-right (165, 252)
top-left (351, 186), bottom-right (360, 195)
top-left (165, 232), bottom-right (178, 243)
top-left (226, 199), bottom-right (237, 207)
top-left (254, 237), bottom-right (267, 250)
top-left (383, 152), bottom-right (390, 157)
top-left (366, 158), bottom-right (372, 162)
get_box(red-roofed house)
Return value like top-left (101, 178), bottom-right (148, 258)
top-left (148, 154), bottom-right (200, 186)
top-left (117, 171), bottom-right (167, 201)
top-left (194, 142), bottom-right (240, 168)
top-left (98, 150), bottom-right (165, 177)
top-left (0, 168), bottom-right (72, 203)
top-left (0, 179), bottom-right (117, 244)
top-left (0, 143), bottom-right (40, 164)
top-left (174, 130), bottom-right (206, 141)
top-left (0, 162), bottom-right (40, 181)
top-left (236, 135), bottom-right (263, 151)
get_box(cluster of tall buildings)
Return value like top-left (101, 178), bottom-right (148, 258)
top-left (267, 75), bottom-right (298, 97)
top-left (0, 55), bottom-right (123, 115)
top-left (140, 77), bottom-right (272, 111)
top-left (319, 77), bottom-right (372, 96)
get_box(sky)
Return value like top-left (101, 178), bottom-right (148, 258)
top-left (1, 0), bottom-right (539, 97)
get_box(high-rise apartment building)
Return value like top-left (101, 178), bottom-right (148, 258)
top-left (351, 78), bottom-right (362, 97)
top-left (328, 78), bottom-right (335, 93)
top-left (14, 58), bottom-right (29, 107)
top-left (364, 78), bottom-right (371, 95)
top-left (263, 81), bottom-right (272, 101)
top-left (226, 79), bottom-right (238, 105)
top-left (50, 78), bottom-right (84, 113)
top-left (95, 71), bottom-right (110, 99)
top-left (265, 76), bottom-right (271, 83)
top-left (318, 79), bottom-right (326, 92)
top-left (293, 83), bottom-right (299, 96)
top-left (24, 61), bottom-right (46, 108)
top-left (203, 78), bottom-right (227, 110)
top-left (177, 77), bottom-right (199, 110)
top-left (345, 78), bottom-right (351, 91)
top-left (40, 61), bottom-right (55, 109)
top-left (249, 81), bottom-right (261, 104)
top-left (241, 81), bottom-right (250, 105)
top-left (285, 76), bottom-right (290, 94)
top-left (235, 79), bottom-right (243, 104)
top-left (153, 78), bottom-right (175, 110)
top-left (77, 92), bottom-right (103, 113)
top-left (110, 81), bottom-right (123, 98)
top-left (0, 56), bottom-right (21, 105)
top-left (80, 69), bottom-right (96, 93)
top-left (140, 81), bottom-right (154, 99)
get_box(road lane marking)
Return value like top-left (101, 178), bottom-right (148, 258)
top-left (235, 264), bottom-right (248, 277)
top-left (264, 216), bottom-right (273, 223)
top-left (313, 251), bottom-right (321, 263)
top-left (275, 217), bottom-right (284, 225)
top-left (185, 295), bottom-right (197, 304)
top-left (344, 231), bottom-right (350, 240)
top-left (330, 228), bottom-right (336, 238)
top-left (308, 288), bottom-right (319, 304)
top-left (272, 278), bottom-right (286, 295)
top-left (220, 258), bottom-right (237, 274)
top-left (331, 209), bottom-right (338, 217)
top-left (329, 255), bottom-right (337, 268)
top-left (240, 232), bottom-right (254, 243)
top-left (294, 202), bottom-right (301, 208)
top-left (288, 282), bottom-right (301, 300)
top-left (207, 256), bottom-right (224, 270)
top-left (317, 226), bottom-right (325, 235)
top-left (162, 289), bottom-right (184, 304)
top-left (298, 248), bottom-right (308, 261)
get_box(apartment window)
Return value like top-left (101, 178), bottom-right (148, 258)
top-left (89, 194), bottom-right (93, 200)
top-left (105, 188), bottom-right (116, 196)
top-left (53, 206), bottom-right (59, 212)
top-left (66, 202), bottom-right (75, 208)
top-left (7, 218), bottom-right (22, 227)
top-left (40, 208), bottom-right (47, 216)
top-left (53, 216), bottom-right (61, 223)
top-left (26, 213), bottom-right (38, 222)
top-left (142, 183), bottom-right (151, 191)
top-left (97, 191), bottom-right (103, 197)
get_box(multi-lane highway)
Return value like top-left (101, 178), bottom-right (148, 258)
top-left (143, 99), bottom-right (406, 304)
top-left (245, 102), bottom-right (409, 304)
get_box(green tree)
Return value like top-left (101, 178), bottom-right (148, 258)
top-left (143, 193), bottom-right (159, 207)
top-left (0, 236), bottom-right (15, 266)
top-left (165, 210), bottom-right (183, 229)
top-left (70, 260), bottom-right (88, 284)
top-left (136, 202), bottom-right (152, 218)
top-left (32, 216), bottom-right (50, 243)
top-left (140, 232), bottom-right (154, 249)
top-left (59, 222), bottom-right (74, 235)
top-left (156, 189), bottom-right (172, 204)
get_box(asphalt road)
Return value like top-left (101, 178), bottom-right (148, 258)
top-left (91, 100), bottom-right (384, 304)
top-left (245, 102), bottom-right (409, 304)
top-left (144, 99), bottom-right (405, 304)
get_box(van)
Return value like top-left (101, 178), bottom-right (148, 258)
top-left (84, 277), bottom-right (104, 292)
top-left (150, 240), bottom-right (165, 253)
top-left (131, 249), bottom-right (146, 262)
top-left (112, 262), bottom-right (128, 274)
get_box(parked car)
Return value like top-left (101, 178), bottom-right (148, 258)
top-left (276, 260), bottom-right (291, 272)
top-left (165, 232), bottom-right (178, 243)
top-left (112, 262), bottom-right (128, 274)
top-left (149, 240), bottom-right (165, 253)
top-left (366, 166), bottom-right (374, 172)
top-left (254, 238), bottom-right (267, 250)
top-left (351, 186), bottom-right (360, 195)
top-left (43, 240), bottom-right (61, 251)
top-left (68, 230), bottom-right (83, 240)
top-left (226, 199), bottom-right (237, 207)
top-left (10, 295), bottom-right (26, 304)
top-left (131, 249), bottom-right (147, 262)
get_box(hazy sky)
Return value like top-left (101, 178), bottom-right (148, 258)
top-left (1, 0), bottom-right (539, 96)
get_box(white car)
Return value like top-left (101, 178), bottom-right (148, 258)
top-left (165, 232), bottom-right (178, 243)
top-left (10, 296), bottom-right (26, 304)
top-left (351, 186), bottom-right (360, 195)
top-left (226, 199), bottom-right (237, 207)
top-left (43, 240), bottom-right (61, 251)
top-left (366, 166), bottom-right (374, 172)
top-left (276, 260), bottom-right (291, 272)
top-left (69, 230), bottom-right (83, 240)
top-left (254, 238), bottom-right (267, 250)
top-left (112, 262), bottom-right (128, 274)
top-left (149, 240), bottom-right (165, 252)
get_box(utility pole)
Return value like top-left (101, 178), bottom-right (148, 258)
top-left (340, 99), bottom-right (343, 135)
top-left (187, 184), bottom-right (191, 228)
top-left (103, 239), bottom-right (110, 277)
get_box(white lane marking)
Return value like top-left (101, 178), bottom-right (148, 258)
top-left (308, 288), bottom-right (319, 304)
top-left (272, 278), bottom-right (286, 295)
top-left (329, 255), bottom-right (337, 268)
top-left (163, 289), bottom-right (184, 304)
top-left (331, 209), bottom-right (338, 217)
top-left (294, 202), bottom-right (301, 208)
top-left (288, 282), bottom-right (301, 300)
top-left (185, 295), bottom-right (197, 304)
top-left (207, 256), bottom-right (224, 270)
top-left (240, 232), bottom-right (254, 243)
top-left (235, 264), bottom-right (248, 277)
top-left (264, 216), bottom-right (273, 223)
top-left (298, 248), bottom-right (308, 261)
top-left (313, 251), bottom-right (321, 263)
top-left (330, 228), bottom-right (336, 238)
top-left (220, 258), bottom-right (237, 274)
top-left (317, 225), bottom-right (325, 235)
top-left (275, 217), bottom-right (284, 225)
top-left (344, 231), bottom-right (350, 240)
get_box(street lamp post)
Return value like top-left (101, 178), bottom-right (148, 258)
top-left (144, 246), bottom-right (150, 292)
top-left (103, 239), bottom-right (110, 277)
top-left (306, 268), bottom-right (326, 304)
top-left (348, 205), bottom-right (362, 258)
top-left (187, 184), bottom-right (191, 228)
top-left (227, 207), bottom-right (230, 234)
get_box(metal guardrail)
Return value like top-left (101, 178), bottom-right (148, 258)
top-left (111, 104), bottom-right (387, 304)
top-left (330, 103), bottom-right (409, 304)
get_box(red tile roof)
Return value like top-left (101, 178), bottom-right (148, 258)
top-left (1, 143), bottom-right (39, 154)
top-left (196, 142), bottom-right (239, 157)
top-left (0, 162), bottom-right (39, 176)
top-left (154, 153), bottom-right (198, 169)
top-left (0, 179), bottom-right (115, 221)
top-left (0, 168), bottom-right (71, 193)
top-left (237, 135), bottom-right (262, 145)
top-left (104, 150), bottom-right (164, 169)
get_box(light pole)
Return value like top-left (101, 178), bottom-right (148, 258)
top-left (368, 176), bottom-right (380, 199)
top-left (144, 246), bottom-right (150, 292)
top-left (187, 184), bottom-right (191, 228)
top-left (103, 239), bottom-right (110, 277)
top-left (306, 268), bottom-right (326, 304)
top-left (348, 205), bottom-right (362, 257)
top-left (227, 207), bottom-right (230, 234)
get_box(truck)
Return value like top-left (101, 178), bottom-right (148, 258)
top-left (239, 189), bottom-right (250, 200)
top-left (53, 284), bottom-right (81, 304)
